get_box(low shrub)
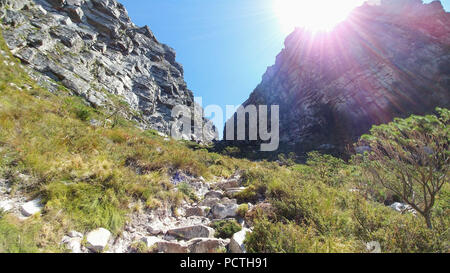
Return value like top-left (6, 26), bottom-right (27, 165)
top-left (210, 219), bottom-right (242, 239)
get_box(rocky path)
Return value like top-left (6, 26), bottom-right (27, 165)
top-left (1, 172), bottom-right (252, 253)
top-left (104, 173), bottom-right (252, 253)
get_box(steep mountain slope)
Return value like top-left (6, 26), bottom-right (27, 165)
top-left (225, 0), bottom-right (450, 155)
top-left (0, 0), bottom-right (216, 142)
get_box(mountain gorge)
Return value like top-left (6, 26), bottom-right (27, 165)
top-left (226, 0), bottom-right (450, 156)
top-left (0, 0), bottom-right (448, 254)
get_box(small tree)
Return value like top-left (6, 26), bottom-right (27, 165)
top-left (354, 108), bottom-right (449, 229)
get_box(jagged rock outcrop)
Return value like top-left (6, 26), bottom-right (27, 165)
top-left (0, 0), bottom-right (217, 142)
top-left (225, 0), bottom-right (450, 155)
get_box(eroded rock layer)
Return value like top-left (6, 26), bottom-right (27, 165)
top-left (0, 0), bottom-right (217, 142)
top-left (226, 0), bottom-right (450, 154)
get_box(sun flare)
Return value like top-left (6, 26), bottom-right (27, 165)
top-left (274, 0), bottom-right (367, 34)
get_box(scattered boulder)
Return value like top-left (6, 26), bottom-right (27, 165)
top-left (229, 228), bottom-right (251, 253)
top-left (147, 225), bottom-right (164, 236)
top-left (62, 236), bottom-right (82, 253)
top-left (199, 197), bottom-right (220, 207)
top-left (211, 203), bottom-right (238, 219)
top-left (366, 241), bottom-right (381, 253)
top-left (187, 238), bottom-right (229, 253)
top-left (204, 190), bottom-right (223, 199)
top-left (0, 200), bottom-right (13, 212)
top-left (20, 198), bottom-right (43, 217)
top-left (167, 225), bottom-right (215, 240)
top-left (85, 228), bottom-right (111, 252)
top-left (199, 198), bottom-right (220, 207)
top-left (157, 241), bottom-right (188, 253)
top-left (390, 202), bottom-right (416, 214)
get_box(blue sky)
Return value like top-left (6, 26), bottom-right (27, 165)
top-left (120, 0), bottom-right (449, 136)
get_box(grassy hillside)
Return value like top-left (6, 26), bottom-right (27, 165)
top-left (0, 32), bottom-right (448, 253)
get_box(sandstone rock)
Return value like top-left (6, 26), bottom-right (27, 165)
top-left (390, 202), bottom-right (416, 214)
top-left (211, 203), bottom-right (238, 219)
top-left (229, 228), bottom-right (251, 253)
top-left (366, 241), bottom-right (381, 254)
top-left (20, 198), bottom-right (43, 217)
top-left (62, 236), bottom-right (82, 253)
top-left (226, 187), bottom-right (246, 196)
top-left (0, 0), bottom-right (29, 10)
top-left (85, 228), bottom-right (111, 252)
top-left (147, 225), bottom-right (164, 236)
top-left (216, 179), bottom-right (240, 190)
top-left (166, 225), bottom-right (215, 240)
top-left (0, 200), bottom-right (13, 212)
top-left (47, 0), bottom-right (66, 9)
top-left (199, 197), bottom-right (220, 207)
top-left (224, 0), bottom-right (450, 155)
top-left (187, 238), bottom-right (229, 253)
top-left (141, 236), bottom-right (164, 249)
top-left (185, 206), bottom-right (208, 217)
top-left (65, 5), bottom-right (84, 22)
top-left (0, 0), bottom-right (217, 143)
top-left (157, 241), bottom-right (188, 253)
top-left (204, 190), bottom-right (223, 199)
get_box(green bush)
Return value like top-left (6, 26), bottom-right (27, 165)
top-left (236, 204), bottom-right (249, 218)
top-left (246, 218), bottom-right (359, 253)
top-left (178, 182), bottom-right (199, 202)
top-left (210, 219), bottom-right (242, 239)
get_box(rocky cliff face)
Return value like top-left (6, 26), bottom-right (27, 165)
top-left (225, 0), bottom-right (450, 155)
top-left (0, 0), bottom-right (217, 142)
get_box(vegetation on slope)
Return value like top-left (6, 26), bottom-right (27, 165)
top-left (0, 32), bottom-right (448, 253)
top-left (0, 33), bottom-right (254, 252)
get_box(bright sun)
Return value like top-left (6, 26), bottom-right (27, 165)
top-left (274, 0), bottom-right (367, 34)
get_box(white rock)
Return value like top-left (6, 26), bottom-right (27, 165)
top-left (366, 241), bottom-right (381, 253)
top-left (390, 202), bottom-right (415, 214)
top-left (184, 206), bottom-right (209, 217)
top-left (204, 190), bottom-right (223, 199)
top-left (20, 198), bottom-right (43, 217)
top-left (68, 230), bottom-right (84, 238)
top-left (187, 238), bottom-right (229, 253)
top-left (167, 225), bottom-right (215, 240)
top-left (0, 200), bottom-right (13, 212)
top-left (86, 228), bottom-right (111, 252)
top-left (62, 236), bottom-right (82, 253)
top-left (226, 187), bottom-right (246, 195)
top-left (141, 236), bottom-right (165, 249)
top-left (36, 5), bottom-right (47, 15)
top-left (229, 228), bottom-right (251, 253)
top-left (211, 203), bottom-right (238, 219)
